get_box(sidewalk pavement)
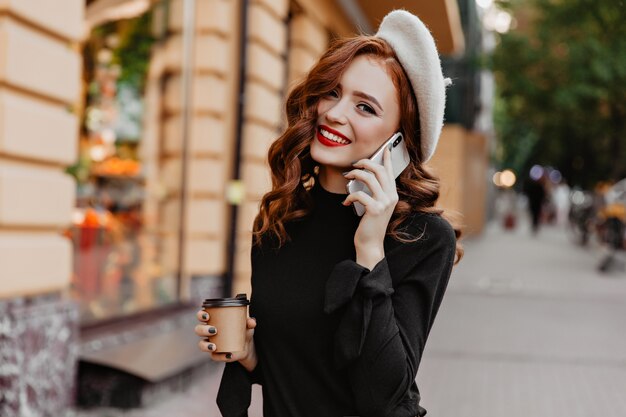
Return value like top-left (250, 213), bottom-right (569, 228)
top-left (417, 218), bottom-right (626, 417)
top-left (79, 217), bottom-right (626, 417)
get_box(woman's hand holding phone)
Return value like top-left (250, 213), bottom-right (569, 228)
top-left (346, 132), bottom-right (409, 216)
top-left (342, 147), bottom-right (399, 270)
top-left (195, 311), bottom-right (259, 372)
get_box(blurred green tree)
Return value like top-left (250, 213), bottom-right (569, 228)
top-left (491, 0), bottom-right (626, 188)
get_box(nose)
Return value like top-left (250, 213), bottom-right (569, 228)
top-left (324, 99), bottom-right (348, 125)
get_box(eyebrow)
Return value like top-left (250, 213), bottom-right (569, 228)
top-left (354, 91), bottom-right (383, 113)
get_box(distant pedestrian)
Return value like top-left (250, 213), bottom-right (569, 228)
top-left (524, 174), bottom-right (547, 233)
top-left (194, 10), bottom-right (462, 417)
top-left (552, 180), bottom-right (571, 226)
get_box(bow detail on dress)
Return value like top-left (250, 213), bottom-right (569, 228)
top-left (324, 259), bottom-right (394, 367)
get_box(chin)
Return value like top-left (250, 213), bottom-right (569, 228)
top-left (311, 138), bottom-right (358, 171)
top-left (310, 145), bottom-right (338, 166)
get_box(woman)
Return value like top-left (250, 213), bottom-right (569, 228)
top-left (195, 10), bottom-right (463, 417)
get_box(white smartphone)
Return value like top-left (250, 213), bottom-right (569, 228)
top-left (346, 132), bottom-right (411, 216)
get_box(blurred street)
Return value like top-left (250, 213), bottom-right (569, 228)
top-left (418, 216), bottom-right (626, 417)
top-left (78, 213), bottom-right (626, 417)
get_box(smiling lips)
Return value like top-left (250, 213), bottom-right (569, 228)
top-left (317, 125), bottom-right (352, 147)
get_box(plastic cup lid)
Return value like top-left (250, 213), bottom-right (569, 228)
top-left (202, 293), bottom-right (250, 307)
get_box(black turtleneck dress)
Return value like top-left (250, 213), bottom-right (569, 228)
top-left (217, 181), bottom-right (456, 417)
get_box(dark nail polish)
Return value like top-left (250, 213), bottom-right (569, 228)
top-left (201, 313), bottom-right (208, 320)
top-left (207, 343), bottom-right (215, 351)
top-left (208, 327), bottom-right (216, 335)
top-left (225, 353), bottom-right (232, 359)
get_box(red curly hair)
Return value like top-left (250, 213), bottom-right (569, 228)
top-left (253, 36), bottom-right (463, 263)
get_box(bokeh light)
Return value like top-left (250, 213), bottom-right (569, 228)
top-left (529, 165), bottom-right (544, 181)
top-left (500, 169), bottom-right (517, 188)
top-left (492, 171), bottom-right (502, 187)
top-left (483, 8), bottom-right (512, 33)
top-left (571, 190), bottom-right (586, 205)
top-left (549, 169), bottom-right (562, 184)
top-left (493, 170), bottom-right (516, 188)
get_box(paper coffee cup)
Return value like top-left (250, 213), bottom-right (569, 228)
top-left (202, 293), bottom-right (250, 353)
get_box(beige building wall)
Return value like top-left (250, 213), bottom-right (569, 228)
top-left (428, 124), bottom-right (488, 236)
top-left (288, 12), bottom-right (329, 86)
top-left (157, 0), bottom-right (242, 299)
top-left (232, 0), bottom-right (289, 296)
top-left (0, 0), bottom-right (83, 298)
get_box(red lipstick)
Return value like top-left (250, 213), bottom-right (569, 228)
top-left (316, 125), bottom-right (352, 147)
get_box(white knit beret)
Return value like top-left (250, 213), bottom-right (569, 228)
top-left (375, 10), bottom-right (450, 163)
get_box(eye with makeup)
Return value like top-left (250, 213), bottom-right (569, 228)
top-left (322, 88), bottom-right (377, 115)
top-left (357, 103), bottom-right (377, 115)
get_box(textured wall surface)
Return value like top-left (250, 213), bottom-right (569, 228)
top-left (0, 294), bottom-right (79, 417)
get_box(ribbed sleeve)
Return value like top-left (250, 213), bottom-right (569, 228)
top-left (324, 216), bottom-right (456, 417)
top-left (217, 361), bottom-right (263, 417)
top-left (216, 362), bottom-right (252, 417)
top-left (324, 258), bottom-right (394, 366)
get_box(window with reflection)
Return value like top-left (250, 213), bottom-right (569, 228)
top-left (66, 0), bottom-right (186, 324)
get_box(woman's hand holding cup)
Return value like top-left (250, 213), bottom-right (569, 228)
top-left (195, 292), bottom-right (257, 371)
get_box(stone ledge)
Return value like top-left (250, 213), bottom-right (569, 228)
top-left (77, 307), bottom-right (216, 410)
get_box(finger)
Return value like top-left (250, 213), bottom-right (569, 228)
top-left (353, 157), bottom-right (394, 193)
top-left (353, 158), bottom-right (385, 177)
top-left (246, 317), bottom-right (257, 329)
top-left (194, 324), bottom-right (217, 337)
top-left (343, 191), bottom-right (384, 215)
top-left (344, 169), bottom-right (385, 200)
top-left (196, 310), bottom-right (210, 322)
top-left (198, 339), bottom-right (217, 353)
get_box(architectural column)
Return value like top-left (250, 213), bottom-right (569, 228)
top-left (232, 0), bottom-right (289, 296)
top-left (0, 0), bottom-right (84, 415)
top-left (288, 11), bottom-right (329, 87)
top-left (429, 126), bottom-right (488, 235)
top-left (159, 0), bottom-right (241, 300)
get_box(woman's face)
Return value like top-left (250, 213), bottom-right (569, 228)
top-left (310, 55), bottom-right (401, 170)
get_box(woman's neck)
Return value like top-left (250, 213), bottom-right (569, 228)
top-left (318, 165), bottom-right (349, 194)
